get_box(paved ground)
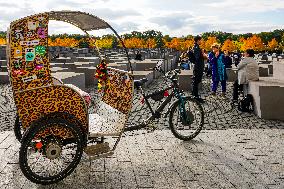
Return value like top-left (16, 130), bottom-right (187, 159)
top-left (0, 77), bottom-right (283, 188)
top-left (0, 130), bottom-right (283, 189)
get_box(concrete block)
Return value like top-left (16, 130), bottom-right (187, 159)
top-left (51, 72), bottom-right (86, 90)
top-left (273, 61), bottom-right (284, 82)
top-left (226, 68), bottom-right (237, 82)
top-left (178, 70), bottom-right (193, 91)
top-left (0, 72), bottom-right (9, 84)
top-left (76, 67), bottom-right (97, 87)
top-left (133, 71), bottom-right (154, 87)
top-left (259, 66), bottom-right (269, 77)
top-left (248, 78), bottom-right (284, 121)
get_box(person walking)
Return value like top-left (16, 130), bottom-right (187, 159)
top-left (191, 36), bottom-right (206, 102)
top-left (211, 43), bottom-right (227, 97)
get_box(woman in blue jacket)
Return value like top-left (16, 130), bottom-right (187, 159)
top-left (211, 43), bottom-right (227, 96)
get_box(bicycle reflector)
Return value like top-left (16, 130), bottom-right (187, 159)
top-left (164, 90), bottom-right (169, 97)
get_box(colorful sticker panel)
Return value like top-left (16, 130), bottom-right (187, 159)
top-left (8, 13), bottom-right (51, 92)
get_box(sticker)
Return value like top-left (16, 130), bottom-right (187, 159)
top-left (13, 59), bottom-right (22, 69)
top-left (20, 40), bottom-right (40, 46)
top-left (28, 21), bottom-right (38, 30)
top-left (14, 47), bottom-right (23, 58)
top-left (15, 29), bottom-right (24, 40)
top-left (27, 31), bottom-right (34, 38)
top-left (35, 64), bottom-right (44, 70)
top-left (22, 75), bottom-right (37, 83)
top-left (26, 62), bottom-right (34, 71)
top-left (37, 28), bottom-right (46, 38)
top-left (13, 69), bottom-right (25, 76)
top-left (35, 46), bottom-right (46, 56)
top-left (25, 48), bottom-right (35, 61)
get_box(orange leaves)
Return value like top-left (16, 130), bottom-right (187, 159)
top-left (204, 37), bottom-right (218, 51)
top-left (95, 38), bottom-right (113, 49)
top-left (48, 37), bottom-right (79, 47)
top-left (121, 37), bottom-right (157, 49)
top-left (145, 38), bottom-right (157, 49)
top-left (221, 39), bottom-right (237, 52)
top-left (241, 35), bottom-right (265, 52)
top-left (164, 38), bottom-right (194, 51)
top-left (0, 38), bottom-right (6, 45)
top-left (267, 38), bottom-right (278, 51)
top-left (123, 37), bottom-right (144, 49)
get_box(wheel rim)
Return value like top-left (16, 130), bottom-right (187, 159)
top-left (22, 123), bottom-right (82, 181)
top-left (172, 99), bottom-right (203, 138)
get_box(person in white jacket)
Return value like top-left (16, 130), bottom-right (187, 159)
top-left (232, 49), bottom-right (259, 102)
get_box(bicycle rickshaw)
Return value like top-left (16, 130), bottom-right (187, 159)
top-left (7, 11), bottom-right (204, 185)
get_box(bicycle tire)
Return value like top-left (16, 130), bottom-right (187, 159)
top-left (169, 96), bottom-right (204, 141)
top-left (14, 114), bottom-right (23, 142)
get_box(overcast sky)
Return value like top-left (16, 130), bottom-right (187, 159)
top-left (0, 0), bottom-right (284, 37)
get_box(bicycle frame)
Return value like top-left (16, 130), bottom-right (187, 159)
top-left (125, 74), bottom-right (188, 132)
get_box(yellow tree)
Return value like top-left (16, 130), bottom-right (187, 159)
top-left (183, 38), bottom-right (195, 50)
top-left (124, 37), bottom-right (144, 49)
top-left (95, 38), bottom-right (113, 49)
top-left (233, 40), bottom-right (243, 51)
top-left (221, 39), bottom-right (236, 52)
top-left (144, 38), bottom-right (156, 49)
top-left (204, 36), bottom-right (218, 51)
top-left (199, 39), bottom-right (206, 50)
top-left (242, 35), bottom-right (265, 52)
top-left (0, 38), bottom-right (6, 45)
top-left (267, 38), bottom-right (278, 51)
top-left (168, 38), bottom-right (181, 50)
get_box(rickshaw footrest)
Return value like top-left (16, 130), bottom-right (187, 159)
top-left (84, 142), bottom-right (110, 156)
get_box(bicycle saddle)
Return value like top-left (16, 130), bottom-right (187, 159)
top-left (134, 78), bottom-right (148, 89)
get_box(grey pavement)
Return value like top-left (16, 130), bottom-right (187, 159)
top-left (0, 77), bottom-right (284, 189)
top-left (0, 129), bottom-right (283, 189)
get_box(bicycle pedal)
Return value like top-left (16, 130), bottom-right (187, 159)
top-left (84, 142), bottom-right (110, 156)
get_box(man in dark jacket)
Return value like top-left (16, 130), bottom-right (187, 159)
top-left (191, 36), bottom-right (205, 103)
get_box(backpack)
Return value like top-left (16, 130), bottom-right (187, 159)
top-left (238, 94), bottom-right (254, 113)
top-left (187, 50), bottom-right (196, 64)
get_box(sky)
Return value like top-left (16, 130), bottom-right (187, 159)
top-left (0, 0), bottom-right (284, 37)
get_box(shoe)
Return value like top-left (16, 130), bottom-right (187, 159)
top-left (211, 92), bottom-right (216, 96)
top-left (221, 92), bottom-right (226, 97)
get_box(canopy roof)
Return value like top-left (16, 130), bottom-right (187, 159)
top-left (48, 10), bottom-right (110, 31)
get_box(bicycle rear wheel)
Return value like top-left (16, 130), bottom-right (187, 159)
top-left (169, 96), bottom-right (204, 141)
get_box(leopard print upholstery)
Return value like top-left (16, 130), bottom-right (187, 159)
top-left (102, 68), bottom-right (134, 114)
top-left (14, 85), bottom-right (88, 139)
top-left (8, 13), bottom-right (52, 92)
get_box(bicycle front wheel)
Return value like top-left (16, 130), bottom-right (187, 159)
top-left (169, 96), bottom-right (204, 141)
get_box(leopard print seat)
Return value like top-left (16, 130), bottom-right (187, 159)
top-left (64, 84), bottom-right (91, 107)
top-left (51, 77), bottom-right (91, 107)
top-left (88, 68), bottom-right (134, 137)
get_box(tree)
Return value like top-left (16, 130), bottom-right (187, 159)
top-left (267, 38), bottom-right (278, 51)
top-left (204, 36), bottom-right (218, 51)
top-left (0, 38), bottom-right (6, 45)
top-left (241, 35), bottom-right (265, 52)
top-left (95, 38), bottom-right (113, 49)
top-left (144, 38), bottom-right (156, 49)
top-left (221, 39), bottom-right (236, 52)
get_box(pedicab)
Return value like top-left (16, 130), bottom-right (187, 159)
top-left (7, 11), bottom-right (204, 185)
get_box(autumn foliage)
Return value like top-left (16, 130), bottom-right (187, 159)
top-left (0, 30), bottom-right (284, 53)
